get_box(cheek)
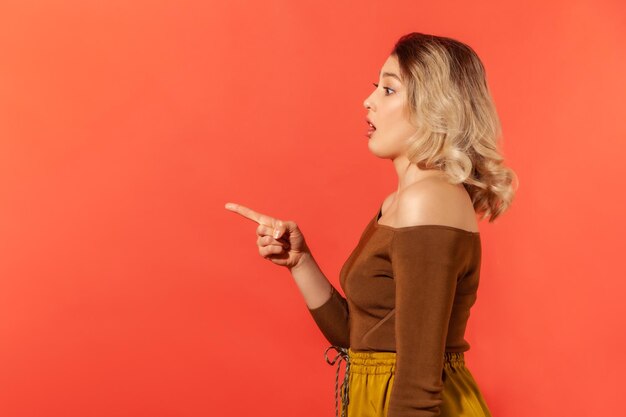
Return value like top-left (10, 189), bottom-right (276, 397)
top-left (383, 107), bottom-right (414, 135)
top-left (382, 99), bottom-right (408, 124)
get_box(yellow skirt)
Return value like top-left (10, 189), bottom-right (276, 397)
top-left (324, 346), bottom-right (492, 417)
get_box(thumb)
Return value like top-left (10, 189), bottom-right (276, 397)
top-left (273, 220), bottom-right (284, 239)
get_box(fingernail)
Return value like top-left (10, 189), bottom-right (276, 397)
top-left (274, 230), bottom-right (280, 239)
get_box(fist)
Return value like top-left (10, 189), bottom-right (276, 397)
top-left (225, 202), bottom-right (310, 269)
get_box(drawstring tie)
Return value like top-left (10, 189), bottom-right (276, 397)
top-left (324, 345), bottom-right (351, 417)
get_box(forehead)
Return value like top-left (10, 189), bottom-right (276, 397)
top-left (379, 55), bottom-right (401, 81)
top-left (381, 55), bottom-right (399, 71)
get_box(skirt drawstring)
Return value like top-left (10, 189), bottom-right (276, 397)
top-left (324, 345), bottom-right (351, 417)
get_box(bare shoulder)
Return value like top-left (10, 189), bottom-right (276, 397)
top-left (392, 177), bottom-right (479, 232)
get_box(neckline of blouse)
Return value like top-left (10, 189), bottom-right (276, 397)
top-left (374, 205), bottom-right (480, 236)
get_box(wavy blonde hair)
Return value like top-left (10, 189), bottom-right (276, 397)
top-left (392, 32), bottom-right (518, 222)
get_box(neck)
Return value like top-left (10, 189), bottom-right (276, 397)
top-left (391, 154), bottom-right (447, 195)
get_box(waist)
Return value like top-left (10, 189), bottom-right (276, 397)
top-left (323, 346), bottom-right (467, 417)
top-left (348, 348), bottom-right (465, 373)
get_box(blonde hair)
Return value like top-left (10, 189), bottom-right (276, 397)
top-left (392, 32), bottom-right (518, 222)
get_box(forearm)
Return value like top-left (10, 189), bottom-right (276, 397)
top-left (288, 251), bottom-right (333, 309)
top-left (291, 251), bottom-right (351, 348)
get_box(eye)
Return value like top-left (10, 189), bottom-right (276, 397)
top-left (372, 83), bottom-right (394, 96)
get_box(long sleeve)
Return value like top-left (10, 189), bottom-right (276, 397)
top-left (307, 285), bottom-right (350, 348)
top-left (387, 229), bottom-right (466, 417)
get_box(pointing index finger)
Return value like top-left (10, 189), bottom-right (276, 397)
top-left (225, 202), bottom-right (272, 226)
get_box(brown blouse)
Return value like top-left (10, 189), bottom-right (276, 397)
top-left (307, 205), bottom-right (482, 417)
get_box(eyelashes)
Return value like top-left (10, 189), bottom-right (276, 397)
top-left (372, 83), bottom-right (394, 96)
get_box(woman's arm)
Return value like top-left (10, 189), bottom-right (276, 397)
top-left (290, 253), bottom-right (350, 348)
top-left (387, 229), bottom-right (468, 417)
top-left (289, 252), bottom-right (333, 309)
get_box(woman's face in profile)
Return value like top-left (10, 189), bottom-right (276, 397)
top-left (363, 55), bottom-right (417, 159)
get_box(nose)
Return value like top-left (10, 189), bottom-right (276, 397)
top-left (363, 96), bottom-right (374, 110)
top-left (363, 89), bottom-right (376, 110)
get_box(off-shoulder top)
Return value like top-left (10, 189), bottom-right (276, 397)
top-left (307, 205), bottom-right (482, 417)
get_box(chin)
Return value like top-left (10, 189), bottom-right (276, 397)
top-left (367, 142), bottom-right (389, 159)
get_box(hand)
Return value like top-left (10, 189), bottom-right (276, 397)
top-left (224, 202), bottom-right (311, 269)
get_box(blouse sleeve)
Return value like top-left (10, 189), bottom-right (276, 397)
top-left (307, 285), bottom-right (350, 348)
top-left (387, 229), bottom-right (466, 417)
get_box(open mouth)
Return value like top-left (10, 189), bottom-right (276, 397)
top-left (366, 120), bottom-right (376, 137)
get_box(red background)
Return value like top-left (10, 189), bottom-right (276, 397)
top-left (1, 1), bottom-right (625, 416)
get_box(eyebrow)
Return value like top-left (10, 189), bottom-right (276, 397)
top-left (379, 71), bottom-right (402, 82)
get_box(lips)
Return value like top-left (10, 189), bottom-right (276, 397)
top-left (366, 117), bottom-right (376, 138)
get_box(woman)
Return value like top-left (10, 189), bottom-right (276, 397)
top-left (225, 32), bottom-right (517, 417)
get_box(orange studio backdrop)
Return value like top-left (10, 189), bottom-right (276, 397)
top-left (1, 1), bottom-right (625, 416)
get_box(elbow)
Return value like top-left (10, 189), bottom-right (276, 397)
top-left (322, 329), bottom-right (350, 349)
